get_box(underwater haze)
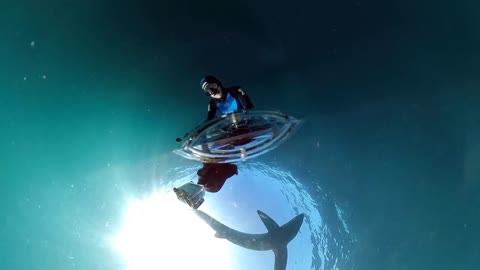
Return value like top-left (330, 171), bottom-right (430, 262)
top-left (1, 0), bottom-right (479, 270)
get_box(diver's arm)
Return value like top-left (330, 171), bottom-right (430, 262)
top-left (233, 87), bottom-right (254, 110)
top-left (206, 101), bottom-right (217, 120)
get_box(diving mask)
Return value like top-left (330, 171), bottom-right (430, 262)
top-left (202, 82), bottom-right (221, 97)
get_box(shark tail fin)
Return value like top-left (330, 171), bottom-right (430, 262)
top-left (257, 210), bottom-right (280, 232)
top-left (273, 247), bottom-right (288, 270)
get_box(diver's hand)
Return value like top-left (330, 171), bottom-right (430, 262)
top-left (175, 132), bottom-right (189, 142)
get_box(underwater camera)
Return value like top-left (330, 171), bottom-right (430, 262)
top-left (173, 182), bottom-right (205, 209)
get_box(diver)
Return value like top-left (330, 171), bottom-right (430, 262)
top-left (201, 75), bottom-right (254, 121)
top-left (173, 75), bottom-right (255, 208)
top-left (197, 75), bottom-right (254, 193)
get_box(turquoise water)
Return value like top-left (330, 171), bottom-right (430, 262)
top-left (1, 1), bottom-right (479, 269)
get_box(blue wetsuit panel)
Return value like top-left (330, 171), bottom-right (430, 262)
top-left (216, 93), bottom-right (238, 115)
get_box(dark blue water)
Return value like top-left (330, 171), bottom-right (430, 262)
top-left (1, 0), bottom-right (479, 269)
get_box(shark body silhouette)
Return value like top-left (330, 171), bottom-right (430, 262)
top-left (194, 209), bottom-right (304, 270)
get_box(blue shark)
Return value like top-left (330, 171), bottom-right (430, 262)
top-left (194, 209), bottom-right (305, 270)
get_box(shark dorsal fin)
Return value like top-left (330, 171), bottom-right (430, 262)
top-left (257, 210), bottom-right (280, 232)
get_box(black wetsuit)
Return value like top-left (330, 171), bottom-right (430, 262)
top-left (198, 86), bottom-right (254, 192)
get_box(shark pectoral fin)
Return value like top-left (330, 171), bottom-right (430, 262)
top-left (273, 247), bottom-right (288, 270)
top-left (257, 210), bottom-right (280, 232)
top-left (214, 231), bottom-right (226, 239)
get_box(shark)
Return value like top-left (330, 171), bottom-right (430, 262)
top-left (194, 209), bottom-right (305, 270)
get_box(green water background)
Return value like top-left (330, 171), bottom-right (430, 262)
top-left (1, 0), bottom-right (479, 269)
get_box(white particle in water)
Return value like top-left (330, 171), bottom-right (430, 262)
top-left (30, 41), bottom-right (35, 47)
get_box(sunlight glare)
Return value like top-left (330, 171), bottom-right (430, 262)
top-left (112, 190), bottom-right (232, 270)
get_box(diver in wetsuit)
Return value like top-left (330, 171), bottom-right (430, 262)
top-left (201, 75), bottom-right (254, 121)
top-left (197, 75), bottom-right (254, 192)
